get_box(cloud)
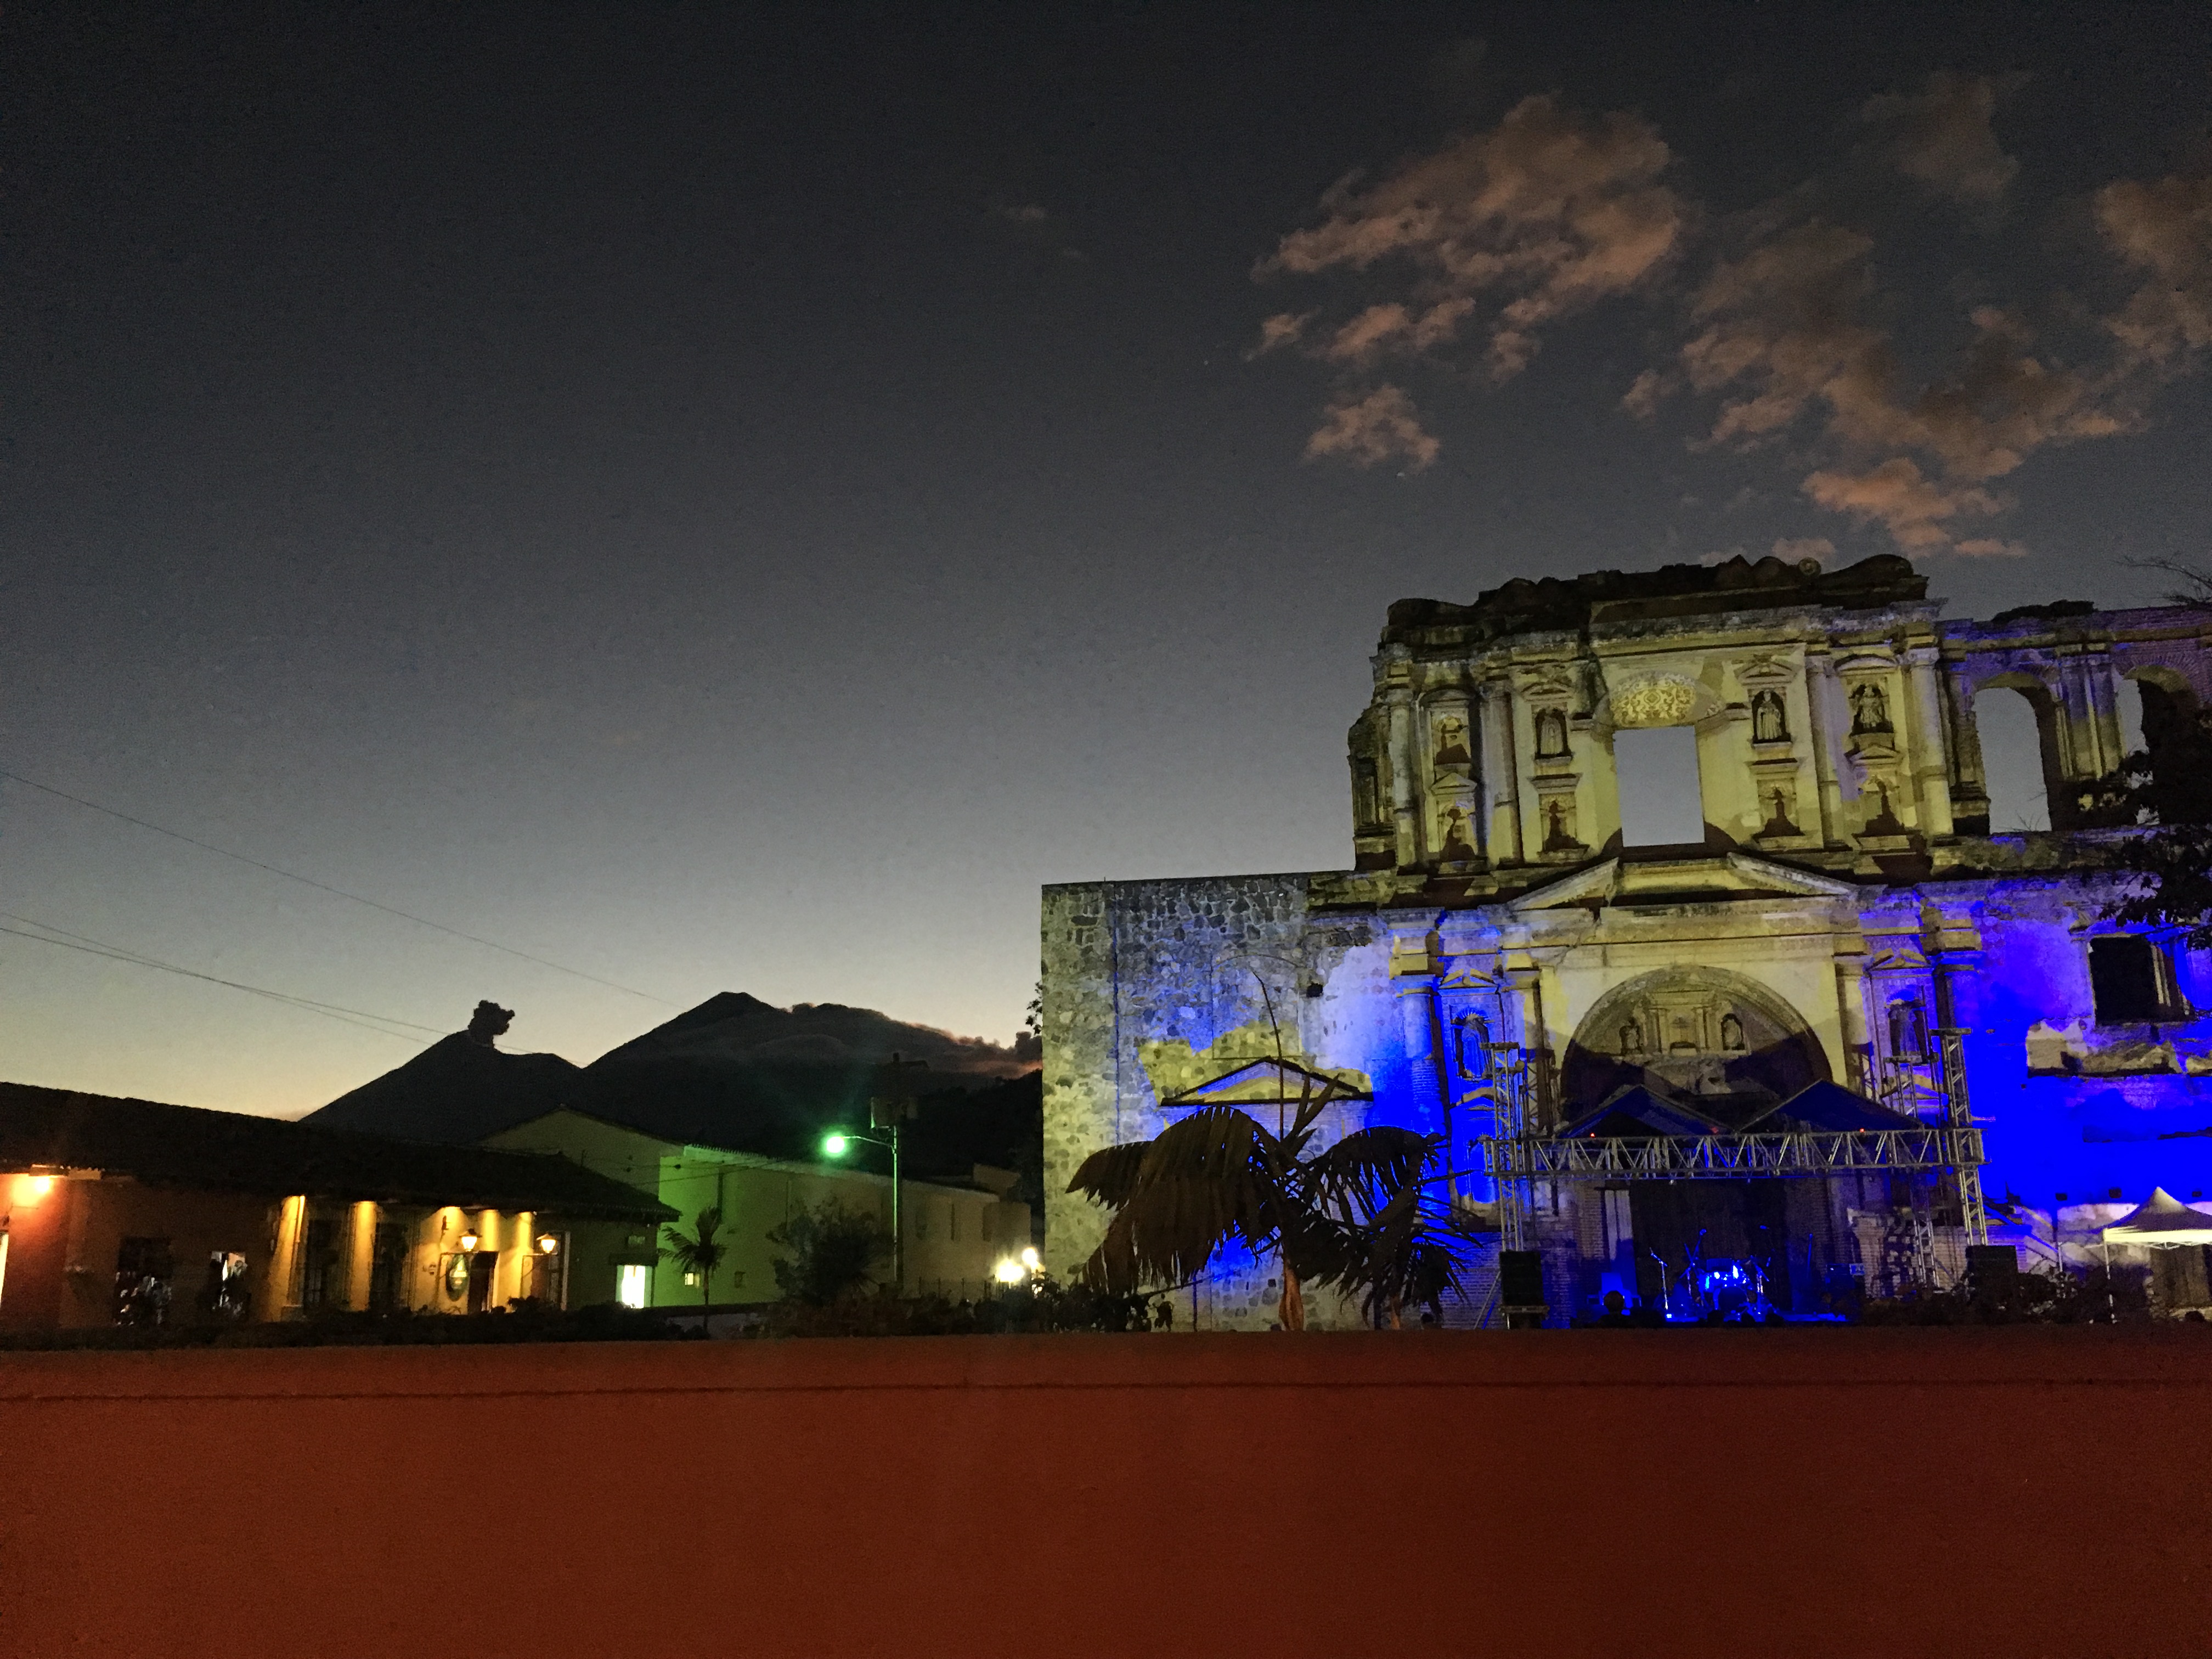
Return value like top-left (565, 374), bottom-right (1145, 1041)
top-left (1260, 95), bottom-right (1684, 385)
top-left (1953, 538), bottom-right (2030, 557)
top-left (1860, 73), bottom-right (2020, 204)
top-left (1621, 366), bottom-right (1673, 418)
top-left (1248, 311), bottom-right (1314, 358)
top-left (1000, 204), bottom-right (1050, 224)
top-left (2096, 172), bottom-right (2212, 371)
top-left (1317, 298), bottom-right (1475, 364)
top-left (1673, 225), bottom-right (2123, 550)
top-left (1801, 459), bottom-right (2001, 552)
top-left (1771, 537), bottom-right (1835, 561)
top-left (1302, 386), bottom-right (1440, 471)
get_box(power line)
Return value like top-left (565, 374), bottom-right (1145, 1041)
top-left (0, 917), bottom-right (437, 1046)
top-left (0, 767), bottom-right (675, 1005)
top-left (1, 911), bottom-right (446, 1035)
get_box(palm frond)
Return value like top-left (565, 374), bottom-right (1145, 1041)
top-left (1311, 1127), bottom-right (1436, 1221)
top-left (1076, 1108), bottom-right (1286, 1292)
top-left (1067, 1140), bottom-right (1151, 1206)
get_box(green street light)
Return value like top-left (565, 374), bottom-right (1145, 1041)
top-left (821, 1132), bottom-right (850, 1158)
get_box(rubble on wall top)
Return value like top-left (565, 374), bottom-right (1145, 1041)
top-left (1382, 552), bottom-right (1928, 646)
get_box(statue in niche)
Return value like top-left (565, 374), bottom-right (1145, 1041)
top-left (1849, 681), bottom-right (1891, 734)
top-left (1438, 805), bottom-right (1476, 861)
top-left (1759, 786), bottom-right (1801, 838)
top-left (1863, 777), bottom-right (1906, 837)
top-left (1888, 998), bottom-right (1928, 1063)
top-left (1543, 797), bottom-right (1578, 850)
top-left (1433, 715), bottom-right (1471, 766)
top-left (1533, 707), bottom-right (1570, 758)
top-left (1719, 1011), bottom-right (1746, 1052)
top-left (1618, 1017), bottom-right (1645, 1057)
top-left (1751, 689), bottom-right (1789, 743)
top-left (1453, 1009), bottom-right (1493, 1081)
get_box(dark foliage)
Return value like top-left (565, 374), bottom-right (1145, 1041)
top-left (1858, 1265), bottom-right (2152, 1325)
top-left (766, 1198), bottom-right (894, 1305)
top-left (2081, 558), bottom-right (2212, 945)
top-left (746, 1278), bottom-right (1169, 1339)
top-left (1066, 1088), bottom-right (1465, 1325)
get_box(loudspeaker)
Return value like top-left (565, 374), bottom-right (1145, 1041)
top-left (1500, 1249), bottom-right (1546, 1309)
top-left (1967, 1244), bottom-right (2019, 1300)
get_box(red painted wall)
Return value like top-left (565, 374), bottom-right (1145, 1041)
top-left (3, 1329), bottom-right (2207, 1658)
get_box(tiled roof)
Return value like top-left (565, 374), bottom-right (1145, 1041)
top-left (0, 1082), bottom-right (673, 1220)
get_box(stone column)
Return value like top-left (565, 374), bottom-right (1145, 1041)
top-left (1477, 677), bottom-right (1525, 865)
top-left (1833, 935), bottom-right (1870, 1093)
top-left (1389, 918), bottom-right (1447, 1141)
top-left (1904, 645), bottom-right (1955, 838)
top-left (1941, 658), bottom-right (1989, 829)
top-left (1386, 692), bottom-right (1419, 869)
top-left (1803, 644), bottom-right (1847, 845)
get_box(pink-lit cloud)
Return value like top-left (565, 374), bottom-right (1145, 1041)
top-left (1256, 95), bottom-right (1684, 462)
top-left (1257, 77), bottom-right (2208, 548)
top-left (2097, 173), bottom-right (2212, 371)
top-left (1800, 459), bottom-right (2001, 552)
top-left (1303, 386), bottom-right (1440, 471)
top-left (1860, 73), bottom-right (2020, 204)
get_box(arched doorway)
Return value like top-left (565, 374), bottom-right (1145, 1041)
top-left (1559, 967), bottom-right (1831, 1125)
top-left (1556, 969), bottom-right (1837, 1317)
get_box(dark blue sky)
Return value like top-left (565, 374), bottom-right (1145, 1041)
top-left (4, 4), bottom-right (2208, 1113)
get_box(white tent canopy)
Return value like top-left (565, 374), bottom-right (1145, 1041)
top-left (2102, 1188), bottom-right (2212, 1248)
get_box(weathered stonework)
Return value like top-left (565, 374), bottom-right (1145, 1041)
top-left (1045, 554), bottom-right (2212, 1325)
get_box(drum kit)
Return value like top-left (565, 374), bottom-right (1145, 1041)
top-left (1649, 1231), bottom-right (1774, 1321)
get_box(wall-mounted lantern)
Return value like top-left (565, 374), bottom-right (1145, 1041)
top-left (535, 1233), bottom-right (560, 1255)
top-left (458, 1220), bottom-right (481, 1254)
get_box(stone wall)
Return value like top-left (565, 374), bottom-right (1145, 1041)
top-left (1044, 873), bottom-right (1403, 1327)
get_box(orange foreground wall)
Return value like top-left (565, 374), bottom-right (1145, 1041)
top-left (4, 1329), bottom-right (2208, 1658)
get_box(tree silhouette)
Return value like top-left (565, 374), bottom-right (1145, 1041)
top-left (1067, 1087), bottom-right (1464, 1329)
top-left (659, 1207), bottom-right (729, 1323)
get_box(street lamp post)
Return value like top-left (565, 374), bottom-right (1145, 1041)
top-left (821, 1049), bottom-right (927, 1295)
top-left (821, 1122), bottom-right (903, 1293)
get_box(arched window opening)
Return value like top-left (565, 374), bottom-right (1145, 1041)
top-left (2089, 935), bottom-right (2182, 1025)
top-left (1971, 686), bottom-right (2050, 832)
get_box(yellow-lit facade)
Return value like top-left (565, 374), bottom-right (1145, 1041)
top-left (487, 1108), bottom-right (1034, 1306)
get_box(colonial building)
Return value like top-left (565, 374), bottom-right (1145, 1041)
top-left (487, 1106), bottom-right (1033, 1308)
top-left (1042, 554), bottom-right (2212, 1325)
top-left (0, 1083), bottom-right (671, 1330)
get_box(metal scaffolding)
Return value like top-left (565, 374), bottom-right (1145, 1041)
top-left (1486, 1124), bottom-right (1984, 1182)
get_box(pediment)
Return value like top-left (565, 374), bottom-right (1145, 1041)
top-left (1511, 851), bottom-right (1857, 911)
top-left (1158, 1057), bottom-right (1374, 1108)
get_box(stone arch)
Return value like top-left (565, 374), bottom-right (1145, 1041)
top-left (2120, 663), bottom-right (2200, 764)
top-left (1559, 967), bottom-right (1831, 1122)
top-left (1967, 669), bottom-right (2066, 832)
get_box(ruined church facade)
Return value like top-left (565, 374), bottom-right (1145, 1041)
top-left (1041, 554), bottom-right (2212, 1325)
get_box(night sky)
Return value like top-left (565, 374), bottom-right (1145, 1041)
top-left (6, 5), bottom-right (2209, 1115)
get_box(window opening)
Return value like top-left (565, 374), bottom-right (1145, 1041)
top-left (616, 1263), bottom-right (651, 1309)
top-left (200, 1251), bottom-right (251, 1322)
top-left (1971, 688), bottom-right (2050, 832)
top-left (298, 1217), bottom-right (338, 1310)
top-left (2090, 935), bottom-right (2179, 1024)
top-left (465, 1250), bottom-right (499, 1314)
top-left (114, 1237), bottom-right (174, 1326)
top-left (368, 1223), bottom-right (407, 1312)
top-left (1613, 726), bottom-right (1704, 847)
